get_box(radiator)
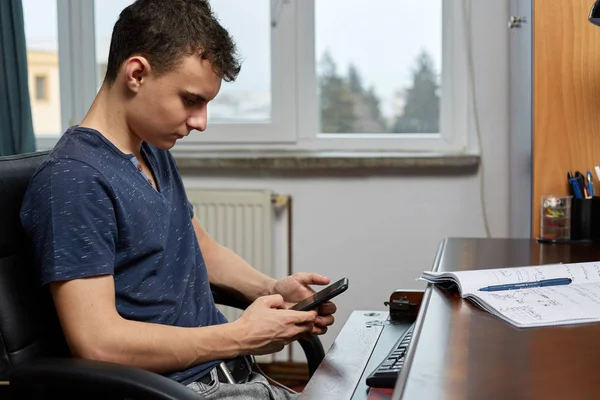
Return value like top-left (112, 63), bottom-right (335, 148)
top-left (186, 188), bottom-right (289, 362)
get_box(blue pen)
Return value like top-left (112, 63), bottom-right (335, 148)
top-left (479, 278), bottom-right (572, 292)
top-left (569, 177), bottom-right (583, 198)
top-left (575, 172), bottom-right (587, 198)
top-left (588, 170), bottom-right (595, 197)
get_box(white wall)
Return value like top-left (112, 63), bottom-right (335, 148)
top-left (182, 0), bottom-right (510, 360)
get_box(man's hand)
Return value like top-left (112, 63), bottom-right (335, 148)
top-left (235, 295), bottom-right (317, 355)
top-left (271, 273), bottom-right (337, 335)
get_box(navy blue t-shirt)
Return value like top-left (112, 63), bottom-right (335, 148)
top-left (20, 126), bottom-right (228, 385)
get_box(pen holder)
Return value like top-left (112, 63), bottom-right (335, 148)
top-left (570, 197), bottom-right (600, 241)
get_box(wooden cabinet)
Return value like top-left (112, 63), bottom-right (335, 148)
top-left (532, 0), bottom-right (600, 237)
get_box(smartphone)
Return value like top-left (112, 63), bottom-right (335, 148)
top-left (290, 277), bottom-right (349, 311)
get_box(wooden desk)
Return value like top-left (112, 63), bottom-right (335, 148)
top-left (303, 238), bottom-right (600, 400)
top-left (395, 238), bottom-right (600, 400)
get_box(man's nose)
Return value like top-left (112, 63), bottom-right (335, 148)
top-left (187, 107), bottom-right (207, 132)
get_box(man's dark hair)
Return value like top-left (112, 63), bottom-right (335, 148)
top-left (104, 0), bottom-right (241, 85)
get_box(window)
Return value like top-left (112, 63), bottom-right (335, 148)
top-left (32, 0), bottom-right (475, 154)
top-left (34, 75), bottom-right (48, 101)
top-left (187, 0), bottom-right (467, 152)
top-left (22, 0), bottom-right (61, 136)
top-left (293, 0), bottom-right (469, 153)
top-left (315, 0), bottom-right (442, 135)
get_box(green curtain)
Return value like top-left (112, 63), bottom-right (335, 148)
top-left (0, 0), bottom-right (36, 156)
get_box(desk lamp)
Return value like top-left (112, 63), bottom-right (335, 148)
top-left (590, 0), bottom-right (600, 26)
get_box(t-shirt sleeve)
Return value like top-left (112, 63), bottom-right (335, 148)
top-left (20, 158), bottom-right (118, 285)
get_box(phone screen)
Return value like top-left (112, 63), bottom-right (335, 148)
top-left (290, 277), bottom-right (349, 311)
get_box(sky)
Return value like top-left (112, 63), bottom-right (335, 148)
top-left (21, 0), bottom-right (441, 119)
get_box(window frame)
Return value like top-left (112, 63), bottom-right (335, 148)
top-left (36, 0), bottom-right (474, 155)
top-left (178, 0), bottom-right (471, 154)
top-left (293, 0), bottom-right (470, 153)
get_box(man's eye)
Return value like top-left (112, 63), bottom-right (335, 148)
top-left (183, 97), bottom-right (196, 106)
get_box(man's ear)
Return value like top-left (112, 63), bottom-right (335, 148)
top-left (123, 56), bottom-right (152, 93)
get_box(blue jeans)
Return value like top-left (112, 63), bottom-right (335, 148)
top-left (186, 368), bottom-right (299, 399)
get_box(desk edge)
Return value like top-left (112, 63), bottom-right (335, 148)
top-left (392, 238), bottom-right (448, 398)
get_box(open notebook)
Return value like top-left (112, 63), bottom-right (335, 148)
top-left (420, 261), bottom-right (600, 328)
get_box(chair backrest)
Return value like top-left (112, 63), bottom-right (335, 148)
top-left (0, 151), bottom-right (69, 381)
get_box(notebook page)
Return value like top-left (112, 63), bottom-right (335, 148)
top-left (469, 281), bottom-right (600, 327)
top-left (422, 261), bottom-right (600, 296)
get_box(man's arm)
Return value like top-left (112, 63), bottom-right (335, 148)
top-left (51, 275), bottom-right (242, 373)
top-left (192, 216), bottom-right (277, 302)
top-left (51, 275), bottom-right (316, 374)
top-left (192, 216), bottom-right (337, 335)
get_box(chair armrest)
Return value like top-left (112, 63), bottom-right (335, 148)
top-left (211, 286), bottom-right (325, 377)
top-left (10, 357), bottom-right (201, 400)
top-left (211, 286), bottom-right (249, 310)
top-left (298, 336), bottom-right (325, 377)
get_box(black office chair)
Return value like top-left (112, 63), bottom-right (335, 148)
top-left (0, 150), bottom-right (324, 399)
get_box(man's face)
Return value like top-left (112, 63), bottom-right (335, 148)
top-left (124, 55), bottom-right (222, 149)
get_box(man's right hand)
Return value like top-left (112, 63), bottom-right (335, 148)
top-left (234, 294), bottom-right (317, 355)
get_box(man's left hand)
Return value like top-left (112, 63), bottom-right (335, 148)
top-left (271, 273), bottom-right (337, 335)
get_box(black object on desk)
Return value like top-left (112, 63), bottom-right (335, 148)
top-left (384, 290), bottom-right (423, 321)
top-left (571, 197), bottom-right (600, 241)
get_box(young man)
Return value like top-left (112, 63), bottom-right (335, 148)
top-left (20, 0), bottom-right (336, 398)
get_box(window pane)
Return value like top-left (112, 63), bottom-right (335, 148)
top-left (23, 0), bottom-right (61, 135)
top-left (315, 0), bottom-right (442, 134)
top-left (94, 0), bottom-right (271, 123)
top-left (94, 0), bottom-right (134, 90)
top-left (203, 0), bottom-right (272, 123)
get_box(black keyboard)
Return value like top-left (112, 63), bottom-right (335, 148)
top-left (365, 323), bottom-right (415, 388)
